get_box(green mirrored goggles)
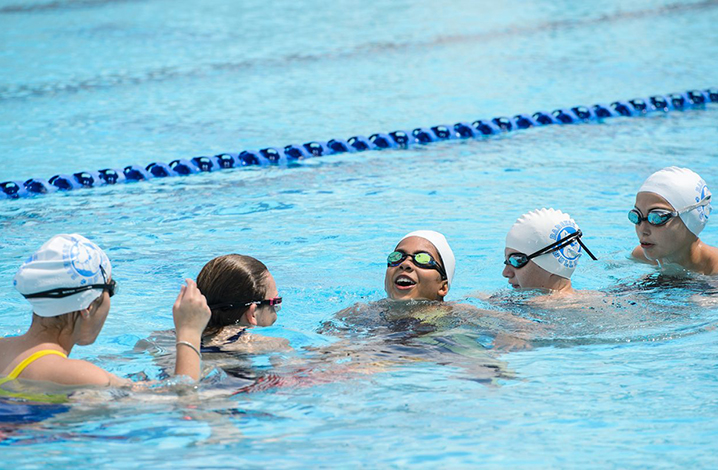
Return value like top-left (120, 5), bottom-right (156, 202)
top-left (387, 251), bottom-right (447, 280)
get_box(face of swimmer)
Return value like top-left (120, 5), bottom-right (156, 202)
top-left (243, 271), bottom-right (279, 327)
top-left (501, 248), bottom-right (561, 290)
top-left (384, 236), bottom-right (449, 301)
top-left (634, 192), bottom-right (696, 262)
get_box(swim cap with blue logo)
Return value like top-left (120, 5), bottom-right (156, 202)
top-left (400, 230), bottom-right (456, 287)
top-left (505, 208), bottom-right (583, 279)
top-left (638, 166), bottom-right (711, 236)
top-left (14, 234), bottom-right (112, 317)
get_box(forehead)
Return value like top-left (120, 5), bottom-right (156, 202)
top-left (635, 191), bottom-right (674, 210)
top-left (395, 236), bottom-right (440, 258)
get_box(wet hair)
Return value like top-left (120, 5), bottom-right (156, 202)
top-left (196, 254), bottom-right (269, 330)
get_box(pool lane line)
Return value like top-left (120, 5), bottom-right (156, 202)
top-left (2, 88), bottom-right (716, 200)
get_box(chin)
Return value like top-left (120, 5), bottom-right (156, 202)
top-left (388, 290), bottom-right (416, 301)
top-left (642, 248), bottom-right (665, 262)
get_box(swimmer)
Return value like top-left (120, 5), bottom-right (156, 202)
top-left (325, 229), bottom-right (459, 339)
top-left (385, 230), bottom-right (455, 302)
top-left (629, 167), bottom-right (718, 275)
top-left (134, 254), bottom-right (288, 386)
top-left (196, 254), bottom-right (288, 354)
top-left (0, 234), bottom-right (211, 398)
top-left (318, 230), bottom-right (529, 380)
top-left (502, 208), bottom-right (597, 294)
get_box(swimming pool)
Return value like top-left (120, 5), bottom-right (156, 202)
top-left (2, 0), bottom-right (718, 467)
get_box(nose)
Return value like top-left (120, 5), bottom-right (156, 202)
top-left (636, 220), bottom-right (651, 235)
top-left (398, 258), bottom-right (414, 271)
top-left (502, 264), bottom-right (513, 279)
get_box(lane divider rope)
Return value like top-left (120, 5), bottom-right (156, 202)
top-left (2, 88), bottom-right (716, 200)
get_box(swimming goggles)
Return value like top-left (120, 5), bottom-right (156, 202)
top-left (209, 297), bottom-right (282, 312)
top-left (504, 230), bottom-right (597, 269)
top-left (22, 265), bottom-right (116, 299)
top-left (628, 195), bottom-right (711, 226)
top-left (387, 251), bottom-right (447, 280)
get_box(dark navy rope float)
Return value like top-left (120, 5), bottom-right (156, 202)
top-left (2, 88), bottom-right (717, 200)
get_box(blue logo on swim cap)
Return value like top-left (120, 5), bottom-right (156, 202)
top-left (550, 222), bottom-right (582, 268)
top-left (695, 181), bottom-right (711, 222)
top-left (69, 239), bottom-right (102, 279)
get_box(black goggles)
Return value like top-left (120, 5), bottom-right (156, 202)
top-left (23, 279), bottom-right (116, 299)
top-left (209, 297), bottom-right (282, 312)
top-left (387, 251), bottom-right (447, 280)
top-left (504, 230), bottom-right (597, 269)
top-left (628, 196), bottom-right (711, 227)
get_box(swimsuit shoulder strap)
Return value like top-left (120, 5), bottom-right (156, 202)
top-left (225, 328), bottom-right (248, 343)
top-left (0, 350), bottom-right (68, 385)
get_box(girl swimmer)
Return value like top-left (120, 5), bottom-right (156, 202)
top-left (196, 254), bottom-right (288, 353)
top-left (1, 234), bottom-right (210, 397)
top-left (629, 167), bottom-right (718, 275)
top-left (502, 208), bottom-right (596, 294)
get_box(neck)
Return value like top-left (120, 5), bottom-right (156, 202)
top-left (547, 276), bottom-right (574, 294)
top-left (23, 316), bottom-right (74, 355)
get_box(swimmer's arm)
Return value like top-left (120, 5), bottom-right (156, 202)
top-left (217, 334), bottom-right (292, 354)
top-left (40, 357), bottom-right (130, 387)
top-left (172, 279), bottom-right (211, 381)
top-left (630, 245), bottom-right (657, 265)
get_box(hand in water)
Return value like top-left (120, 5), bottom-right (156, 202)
top-left (173, 279), bottom-right (211, 337)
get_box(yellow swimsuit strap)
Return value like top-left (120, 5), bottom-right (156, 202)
top-left (0, 349), bottom-right (68, 385)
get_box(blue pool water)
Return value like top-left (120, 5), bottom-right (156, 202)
top-left (2, 0), bottom-right (718, 467)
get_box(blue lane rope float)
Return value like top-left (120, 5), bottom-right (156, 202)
top-left (2, 88), bottom-right (717, 200)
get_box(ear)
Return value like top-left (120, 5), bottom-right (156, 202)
top-left (438, 280), bottom-right (449, 298)
top-left (245, 304), bottom-right (258, 326)
top-left (78, 307), bottom-right (92, 319)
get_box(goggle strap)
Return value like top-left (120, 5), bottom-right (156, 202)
top-left (679, 195), bottom-right (712, 215)
top-left (576, 238), bottom-right (598, 260)
top-left (22, 283), bottom-right (107, 299)
top-left (527, 230), bottom-right (598, 262)
top-left (527, 231), bottom-right (581, 260)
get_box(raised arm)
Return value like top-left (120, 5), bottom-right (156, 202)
top-left (172, 279), bottom-right (211, 380)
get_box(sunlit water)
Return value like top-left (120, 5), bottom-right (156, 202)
top-left (1, 0), bottom-right (718, 467)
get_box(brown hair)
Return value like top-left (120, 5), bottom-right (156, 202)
top-left (196, 254), bottom-right (268, 330)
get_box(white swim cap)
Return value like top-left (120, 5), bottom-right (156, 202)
top-left (400, 230), bottom-right (456, 287)
top-left (638, 166), bottom-right (711, 236)
top-left (14, 234), bottom-right (112, 317)
top-left (505, 208), bottom-right (583, 279)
